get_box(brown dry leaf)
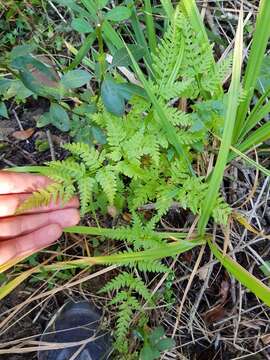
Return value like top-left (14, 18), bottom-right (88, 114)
top-left (203, 304), bottom-right (226, 324)
top-left (12, 128), bottom-right (35, 140)
top-left (122, 212), bottom-right (132, 223)
top-left (261, 333), bottom-right (270, 345)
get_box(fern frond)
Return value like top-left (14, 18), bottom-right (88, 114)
top-left (114, 293), bottom-right (140, 352)
top-left (163, 107), bottom-right (193, 127)
top-left (16, 183), bottom-right (67, 214)
top-left (152, 7), bottom-right (184, 89)
top-left (135, 261), bottom-right (169, 273)
top-left (96, 167), bottom-right (117, 205)
top-left (213, 196), bottom-right (232, 225)
top-left (63, 142), bottom-right (104, 173)
top-left (217, 54), bottom-right (233, 83)
top-left (160, 79), bottom-right (195, 100)
top-left (48, 159), bottom-right (85, 179)
top-left (100, 272), bottom-right (152, 301)
top-left (77, 177), bottom-right (96, 215)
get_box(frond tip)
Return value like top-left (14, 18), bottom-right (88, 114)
top-left (16, 183), bottom-right (69, 214)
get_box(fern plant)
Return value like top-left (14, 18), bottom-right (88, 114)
top-left (16, 3), bottom-right (235, 354)
top-left (99, 271), bottom-right (153, 353)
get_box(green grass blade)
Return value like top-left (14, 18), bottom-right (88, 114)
top-left (208, 240), bottom-right (270, 306)
top-left (0, 268), bottom-right (36, 301)
top-left (229, 144), bottom-right (270, 177)
top-left (129, 1), bottom-right (153, 69)
top-left (102, 20), bottom-right (124, 51)
top-left (198, 8), bottom-right (243, 235)
top-left (125, 45), bottom-right (194, 175)
top-left (235, 122), bottom-right (270, 157)
top-left (66, 32), bottom-right (96, 71)
top-left (233, 0), bottom-right (270, 143)
top-left (0, 238), bottom-right (204, 300)
top-left (144, 0), bottom-right (158, 54)
top-left (37, 239), bottom-right (205, 271)
top-left (64, 225), bottom-right (188, 239)
top-left (238, 91), bottom-right (270, 141)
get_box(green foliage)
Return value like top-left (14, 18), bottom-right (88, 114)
top-left (100, 272), bottom-right (152, 352)
top-left (139, 326), bottom-right (175, 360)
top-left (8, 0), bottom-right (270, 355)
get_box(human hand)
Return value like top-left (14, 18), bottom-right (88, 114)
top-left (0, 171), bottom-right (80, 265)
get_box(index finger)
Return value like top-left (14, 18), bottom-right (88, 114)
top-left (0, 171), bottom-right (51, 194)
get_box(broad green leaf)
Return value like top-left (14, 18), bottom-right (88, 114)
top-left (36, 112), bottom-right (51, 128)
top-left (198, 8), bottom-right (243, 234)
top-left (101, 78), bottom-right (125, 116)
top-left (208, 241), bottom-right (270, 306)
top-left (73, 103), bottom-right (97, 116)
top-left (11, 55), bottom-right (63, 99)
top-left (0, 79), bottom-right (12, 95)
top-left (105, 6), bottom-right (132, 22)
top-left (10, 44), bottom-right (36, 60)
top-left (0, 102), bottom-right (8, 119)
top-left (61, 69), bottom-right (91, 89)
top-left (11, 55), bottom-right (57, 81)
top-left (112, 45), bottom-right (145, 67)
top-left (71, 18), bottom-right (93, 33)
top-left (5, 80), bottom-right (33, 101)
top-left (116, 83), bottom-right (147, 100)
top-left (53, 0), bottom-right (91, 19)
top-left (49, 103), bottom-right (70, 131)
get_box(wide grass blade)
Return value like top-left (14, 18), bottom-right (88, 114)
top-left (233, 0), bottom-right (270, 143)
top-left (238, 87), bottom-right (270, 141)
top-left (44, 239), bottom-right (205, 271)
top-left (125, 45), bottom-right (194, 175)
top-left (208, 240), bottom-right (270, 306)
top-left (0, 268), bottom-right (36, 301)
top-left (0, 238), bottom-right (204, 300)
top-left (144, 0), bottom-right (158, 54)
top-left (64, 225), bottom-right (188, 240)
top-left (66, 32), bottom-right (96, 71)
top-left (236, 122), bottom-right (270, 156)
top-left (129, 1), bottom-right (153, 70)
top-left (198, 7), bottom-right (243, 235)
